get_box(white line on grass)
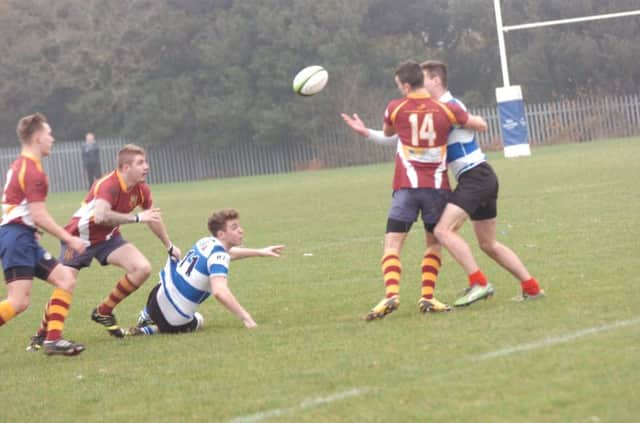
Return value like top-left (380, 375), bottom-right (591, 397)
top-left (474, 317), bottom-right (640, 361)
top-left (229, 387), bottom-right (369, 423)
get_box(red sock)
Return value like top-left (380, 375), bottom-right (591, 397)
top-left (468, 270), bottom-right (487, 287)
top-left (521, 278), bottom-right (540, 295)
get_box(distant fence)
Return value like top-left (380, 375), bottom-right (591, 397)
top-left (1, 94), bottom-right (638, 193)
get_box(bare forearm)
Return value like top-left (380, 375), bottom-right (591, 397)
top-left (215, 290), bottom-right (253, 323)
top-left (32, 211), bottom-right (73, 243)
top-left (147, 219), bottom-right (171, 249)
top-left (229, 247), bottom-right (261, 260)
top-left (97, 209), bottom-right (139, 226)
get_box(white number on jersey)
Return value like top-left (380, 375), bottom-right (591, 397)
top-left (409, 113), bottom-right (437, 147)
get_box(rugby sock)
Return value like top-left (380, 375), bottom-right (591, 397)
top-left (469, 270), bottom-right (488, 287)
top-left (35, 300), bottom-right (51, 337)
top-left (521, 277), bottom-right (541, 295)
top-left (45, 289), bottom-right (73, 341)
top-left (98, 275), bottom-right (138, 316)
top-left (382, 253), bottom-right (401, 298)
top-left (421, 252), bottom-right (441, 300)
top-left (140, 325), bottom-right (158, 335)
top-left (0, 300), bottom-right (17, 326)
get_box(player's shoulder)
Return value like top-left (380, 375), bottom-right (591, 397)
top-left (196, 236), bottom-right (227, 256)
top-left (440, 91), bottom-right (468, 111)
top-left (385, 97), bottom-right (408, 111)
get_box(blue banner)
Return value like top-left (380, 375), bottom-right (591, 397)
top-left (496, 85), bottom-right (531, 157)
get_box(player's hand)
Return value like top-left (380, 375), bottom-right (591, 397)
top-left (139, 207), bottom-right (162, 223)
top-left (243, 318), bottom-right (257, 329)
top-left (168, 244), bottom-right (182, 261)
top-left (67, 236), bottom-right (89, 255)
top-left (259, 245), bottom-right (285, 257)
top-left (340, 113), bottom-right (370, 137)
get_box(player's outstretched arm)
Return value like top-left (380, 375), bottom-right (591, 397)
top-left (229, 245), bottom-right (285, 261)
top-left (464, 114), bottom-right (488, 132)
top-left (340, 113), bottom-right (370, 137)
top-left (28, 202), bottom-right (87, 254)
top-left (210, 276), bottom-right (257, 328)
top-left (341, 113), bottom-right (398, 146)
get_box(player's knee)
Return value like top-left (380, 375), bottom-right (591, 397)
top-left (478, 239), bottom-right (498, 255)
top-left (50, 266), bottom-right (77, 292)
top-left (9, 296), bottom-right (30, 314)
top-left (433, 224), bottom-right (448, 242)
top-left (131, 259), bottom-right (152, 281)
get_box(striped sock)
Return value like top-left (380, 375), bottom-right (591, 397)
top-left (141, 325), bottom-right (158, 335)
top-left (521, 277), bottom-right (541, 295)
top-left (98, 275), bottom-right (138, 316)
top-left (381, 253), bottom-right (402, 298)
top-left (0, 300), bottom-right (17, 326)
top-left (45, 289), bottom-right (73, 341)
top-left (35, 300), bottom-right (51, 337)
top-left (421, 252), bottom-right (442, 300)
top-left (468, 270), bottom-right (488, 287)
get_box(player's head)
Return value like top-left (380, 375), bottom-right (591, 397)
top-left (85, 132), bottom-right (95, 143)
top-left (421, 60), bottom-right (448, 95)
top-left (208, 208), bottom-right (243, 247)
top-left (394, 61), bottom-right (424, 95)
top-left (118, 144), bottom-right (149, 182)
top-left (17, 113), bottom-right (54, 156)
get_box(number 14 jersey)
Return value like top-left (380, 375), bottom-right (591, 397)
top-left (384, 92), bottom-right (469, 190)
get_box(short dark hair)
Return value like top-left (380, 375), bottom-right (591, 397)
top-left (421, 60), bottom-right (448, 88)
top-left (394, 61), bottom-right (424, 89)
top-left (17, 113), bottom-right (47, 144)
top-left (208, 209), bottom-right (239, 236)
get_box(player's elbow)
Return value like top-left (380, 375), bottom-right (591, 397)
top-left (93, 212), bottom-right (107, 225)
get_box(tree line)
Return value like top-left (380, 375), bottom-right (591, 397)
top-left (0, 0), bottom-right (638, 147)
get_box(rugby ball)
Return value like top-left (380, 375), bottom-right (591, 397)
top-left (293, 65), bottom-right (328, 96)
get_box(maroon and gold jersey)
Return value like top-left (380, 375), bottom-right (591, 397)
top-left (384, 92), bottom-right (469, 190)
top-left (65, 170), bottom-right (152, 245)
top-left (1, 153), bottom-right (48, 228)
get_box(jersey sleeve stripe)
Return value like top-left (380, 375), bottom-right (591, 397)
top-left (212, 246), bottom-right (226, 254)
top-left (209, 264), bottom-right (228, 276)
top-left (93, 172), bottom-right (113, 196)
top-left (433, 101), bottom-right (458, 124)
top-left (18, 160), bottom-right (27, 193)
top-left (390, 99), bottom-right (410, 124)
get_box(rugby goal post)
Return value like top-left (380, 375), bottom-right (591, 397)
top-left (493, 1), bottom-right (640, 157)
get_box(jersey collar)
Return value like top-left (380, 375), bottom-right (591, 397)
top-left (115, 169), bottom-right (130, 192)
top-left (406, 92), bottom-right (431, 99)
top-left (21, 151), bottom-right (41, 165)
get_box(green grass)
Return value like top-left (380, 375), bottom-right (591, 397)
top-left (1, 138), bottom-right (640, 422)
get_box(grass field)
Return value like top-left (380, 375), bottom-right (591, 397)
top-left (1, 138), bottom-right (639, 422)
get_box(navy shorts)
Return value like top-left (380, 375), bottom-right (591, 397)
top-left (449, 162), bottom-right (499, 220)
top-left (60, 234), bottom-right (128, 269)
top-left (0, 223), bottom-right (59, 282)
top-left (145, 284), bottom-right (200, 334)
top-left (388, 188), bottom-right (450, 232)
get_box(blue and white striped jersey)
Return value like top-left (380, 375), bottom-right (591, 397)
top-left (440, 91), bottom-right (486, 180)
top-left (155, 236), bottom-right (230, 326)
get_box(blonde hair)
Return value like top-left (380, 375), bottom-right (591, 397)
top-left (117, 144), bottom-right (146, 169)
top-left (17, 113), bottom-right (47, 145)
